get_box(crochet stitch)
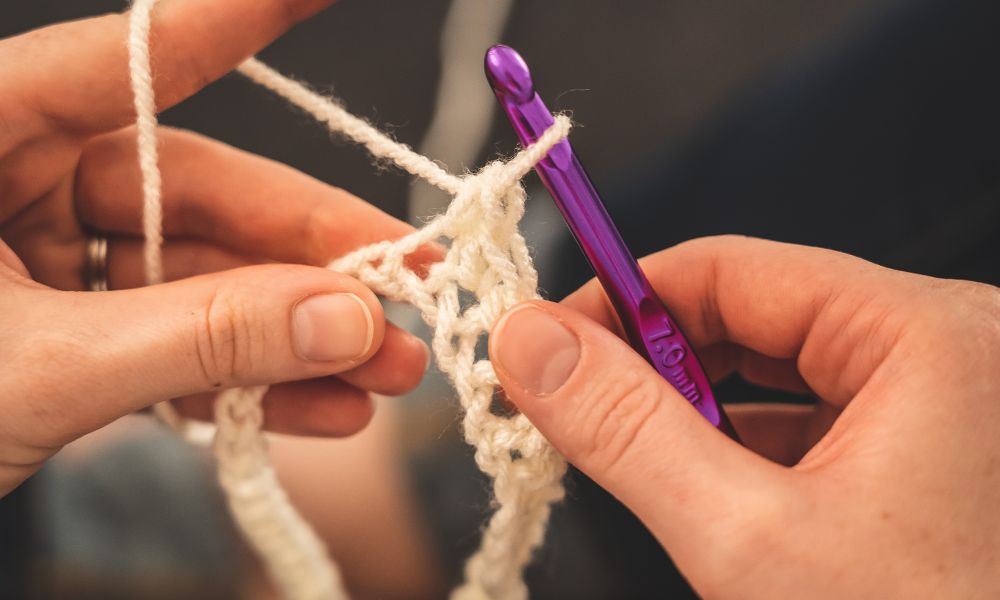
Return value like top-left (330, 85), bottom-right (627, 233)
top-left (128, 1), bottom-right (571, 598)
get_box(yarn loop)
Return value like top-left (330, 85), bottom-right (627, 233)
top-left (128, 1), bottom-right (571, 598)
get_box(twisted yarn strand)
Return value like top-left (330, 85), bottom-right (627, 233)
top-left (214, 386), bottom-right (343, 599)
top-left (324, 124), bottom-right (571, 600)
top-left (238, 59), bottom-right (464, 197)
top-left (127, 0), bottom-right (163, 286)
top-left (128, 0), bottom-right (204, 458)
top-left (129, 2), bottom-right (571, 598)
top-left (128, 1), bottom-right (346, 599)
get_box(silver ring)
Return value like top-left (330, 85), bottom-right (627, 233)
top-left (85, 235), bottom-right (108, 292)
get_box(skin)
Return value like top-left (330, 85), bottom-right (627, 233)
top-left (490, 235), bottom-right (1000, 598)
top-left (0, 0), bottom-right (436, 496)
top-left (5, 3), bottom-right (998, 598)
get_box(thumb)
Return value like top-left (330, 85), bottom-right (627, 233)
top-left (489, 301), bottom-right (788, 577)
top-left (28, 264), bottom-right (383, 438)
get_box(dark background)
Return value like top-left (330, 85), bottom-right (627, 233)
top-left (3, 0), bottom-right (1000, 598)
top-left (2, 0), bottom-right (880, 220)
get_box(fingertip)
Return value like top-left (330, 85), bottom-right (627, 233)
top-left (336, 324), bottom-right (430, 396)
top-left (291, 293), bottom-right (379, 365)
top-left (490, 300), bottom-right (582, 400)
top-left (385, 328), bottom-right (431, 392)
top-left (277, 266), bottom-right (388, 368)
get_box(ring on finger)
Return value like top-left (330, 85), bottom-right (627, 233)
top-left (84, 234), bottom-right (109, 292)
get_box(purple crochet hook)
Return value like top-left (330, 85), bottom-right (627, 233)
top-left (485, 45), bottom-right (739, 441)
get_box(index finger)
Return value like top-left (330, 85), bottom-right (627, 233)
top-left (561, 235), bottom-right (923, 404)
top-left (76, 127), bottom-right (443, 270)
top-left (9, 0), bottom-right (334, 134)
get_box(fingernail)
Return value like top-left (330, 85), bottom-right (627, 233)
top-left (493, 305), bottom-right (580, 395)
top-left (292, 293), bottom-right (374, 362)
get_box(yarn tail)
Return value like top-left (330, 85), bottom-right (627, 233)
top-left (128, 2), bottom-right (347, 599)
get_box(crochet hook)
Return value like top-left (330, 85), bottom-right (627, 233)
top-left (484, 44), bottom-right (739, 441)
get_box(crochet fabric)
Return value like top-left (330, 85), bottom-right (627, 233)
top-left (128, 2), bottom-right (572, 599)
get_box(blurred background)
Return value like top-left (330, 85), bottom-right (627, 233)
top-left (2, 0), bottom-right (999, 598)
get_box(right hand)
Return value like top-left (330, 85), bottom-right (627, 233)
top-left (490, 235), bottom-right (1000, 598)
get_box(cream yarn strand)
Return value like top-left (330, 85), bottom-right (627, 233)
top-left (237, 58), bottom-right (465, 197)
top-left (127, 0), bottom-right (162, 286)
top-left (128, 0), bottom-right (196, 442)
top-left (128, 1), bottom-right (346, 599)
top-left (128, 2), bottom-right (571, 598)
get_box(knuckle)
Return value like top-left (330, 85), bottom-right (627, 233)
top-left (1, 318), bottom-right (95, 448)
top-left (302, 200), bottom-right (338, 266)
top-left (298, 194), bottom-right (365, 267)
top-left (568, 366), bottom-right (661, 472)
top-left (953, 280), bottom-right (1000, 317)
top-left (171, 51), bottom-right (216, 102)
top-left (193, 287), bottom-right (264, 386)
top-left (917, 279), bottom-right (1000, 342)
top-left (948, 281), bottom-right (1000, 353)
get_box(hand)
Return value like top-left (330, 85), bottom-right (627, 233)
top-left (490, 235), bottom-right (1000, 598)
top-left (0, 0), bottom-right (434, 495)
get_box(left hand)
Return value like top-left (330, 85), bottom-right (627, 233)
top-left (0, 0), bottom-right (435, 494)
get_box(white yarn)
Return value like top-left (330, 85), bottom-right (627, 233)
top-left (325, 127), bottom-right (571, 600)
top-left (129, 2), bottom-right (346, 599)
top-left (237, 58), bottom-right (465, 197)
top-left (127, 0), bottom-right (163, 286)
top-left (214, 386), bottom-right (344, 599)
top-left (128, 0), bottom-right (204, 442)
top-left (128, 2), bottom-right (571, 599)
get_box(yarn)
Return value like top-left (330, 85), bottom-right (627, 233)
top-left (126, 0), bottom-right (163, 286)
top-left (128, 2), bottom-right (571, 599)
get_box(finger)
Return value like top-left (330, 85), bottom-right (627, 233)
top-left (173, 377), bottom-right (374, 438)
top-left (105, 237), bottom-right (256, 289)
top-left (0, 237), bottom-right (31, 279)
top-left (697, 342), bottom-right (811, 393)
top-left (726, 403), bottom-right (818, 466)
top-left (561, 235), bottom-right (921, 405)
top-left (106, 239), bottom-right (431, 394)
top-left (336, 323), bottom-right (430, 397)
top-left (489, 300), bottom-right (791, 577)
top-left (560, 267), bottom-right (813, 393)
top-left (5, 234), bottom-right (256, 293)
top-left (76, 128), bottom-right (442, 269)
top-left (104, 239), bottom-right (430, 395)
top-left (12, 0), bottom-right (335, 135)
top-left (16, 264), bottom-right (398, 444)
